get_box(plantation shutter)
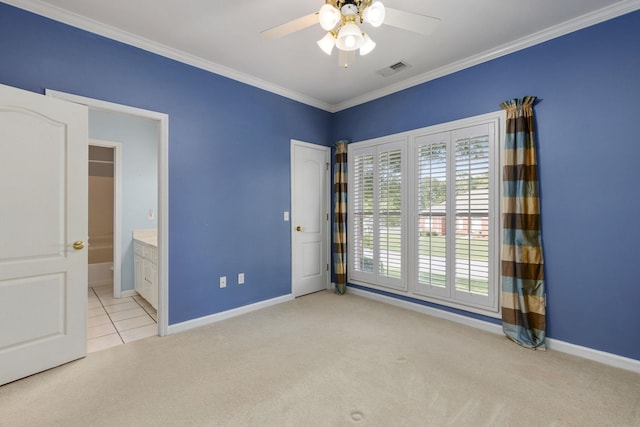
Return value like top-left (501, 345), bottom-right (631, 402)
top-left (350, 142), bottom-right (405, 289)
top-left (411, 123), bottom-right (497, 309)
top-left (453, 124), bottom-right (493, 305)
top-left (378, 149), bottom-right (403, 280)
top-left (415, 133), bottom-right (449, 297)
top-left (352, 152), bottom-right (374, 274)
top-left (348, 114), bottom-right (499, 314)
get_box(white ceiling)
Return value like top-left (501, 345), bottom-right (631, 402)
top-left (7, 0), bottom-right (639, 111)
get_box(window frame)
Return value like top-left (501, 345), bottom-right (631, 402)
top-left (347, 112), bottom-right (504, 318)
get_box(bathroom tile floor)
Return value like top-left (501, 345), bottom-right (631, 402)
top-left (87, 284), bottom-right (157, 353)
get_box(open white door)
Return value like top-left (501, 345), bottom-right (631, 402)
top-left (0, 84), bottom-right (88, 385)
top-left (291, 140), bottom-right (330, 297)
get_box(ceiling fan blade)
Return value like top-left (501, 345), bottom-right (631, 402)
top-left (384, 8), bottom-right (441, 36)
top-left (261, 12), bottom-right (319, 40)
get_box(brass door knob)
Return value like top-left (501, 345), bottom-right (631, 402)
top-left (296, 226), bottom-right (303, 232)
top-left (72, 241), bottom-right (85, 250)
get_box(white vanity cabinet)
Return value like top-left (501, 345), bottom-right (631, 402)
top-left (133, 239), bottom-right (158, 310)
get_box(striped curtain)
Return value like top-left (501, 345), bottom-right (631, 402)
top-left (500, 97), bottom-right (546, 349)
top-left (333, 141), bottom-right (348, 295)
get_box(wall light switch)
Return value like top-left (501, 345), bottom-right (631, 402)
top-left (220, 276), bottom-right (226, 288)
top-left (238, 273), bottom-right (245, 284)
top-left (148, 209), bottom-right (155, 220)
top-left (284, 211), bottom-right (289, 221)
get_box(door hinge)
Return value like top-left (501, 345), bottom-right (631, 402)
top-left (326, 213), bottom-right (329, 221)
top-left (326, 264), bottom-right (329, 271)
top-left (326, 162), bottom-right (329, 170)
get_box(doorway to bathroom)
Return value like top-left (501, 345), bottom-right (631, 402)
top-left (47, 89), bottom-right (169, 341)
top-left (86, 119), bottom-right (160, 348)
top-left (86, 140), bottom-right (158, 351)
top-left (84, 112), bottom-right (160, 351)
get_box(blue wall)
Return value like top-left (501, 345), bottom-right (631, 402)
top-left (89, 110), bottom-right (158, 292)
top-left (1, 3), bottom-right (638, 360)
top-left (0, 3), bottom-right (332, 324)
top-left (334, 11), bottom-right (640, 360)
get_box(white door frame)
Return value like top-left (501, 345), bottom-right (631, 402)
top-left (46, 89), bottom-right (169, 337)
top-left (89, 139), bottom-right (122, 297)
top-left (290, 139), bottom-right (331, 295)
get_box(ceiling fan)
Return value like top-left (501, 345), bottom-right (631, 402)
top-left (261, 0), bottom-right (440, 67)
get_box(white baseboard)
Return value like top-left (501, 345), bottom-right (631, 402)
top-left (347, 287), bottom-right (640, 374)
top-left (347, 287), bottom-right (503, 335)
top-left (545, 338), bottom-right (640, 373)
top-left (167, 294), bottom-right (294, 335)
top-left (121, 289), bottom-right (138, 298)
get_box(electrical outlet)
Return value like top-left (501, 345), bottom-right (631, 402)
top-left (238, 273), bottom-right (245, 284)
top-left (220, 276), bottom-right (226, 288)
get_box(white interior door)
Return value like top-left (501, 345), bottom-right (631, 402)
top-left (0, 83), bottom-right (88, 386)
top-left (291, 140), bottom-right (330, 297)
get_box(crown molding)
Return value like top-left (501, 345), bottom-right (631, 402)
top-left (1, 0), bottom-right (334, 112)
top-left (332, 0), bottom-right (640, 112)
top-left (3, 0), bottom-right (639, 113)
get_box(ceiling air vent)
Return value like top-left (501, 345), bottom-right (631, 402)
top-left (377, 61), bottom-right (411, 77)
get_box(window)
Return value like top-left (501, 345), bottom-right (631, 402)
top-left (351, 140), bottom-right (405, 290)
top-left (348, 114), bottom-right (501, 316)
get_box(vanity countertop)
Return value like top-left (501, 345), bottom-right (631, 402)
top-left (132, 229), bottom-right (157, 247)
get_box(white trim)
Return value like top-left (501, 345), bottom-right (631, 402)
top-left (89, 138), bottom-right (122, 298)
top-left (46, 89), bottom-right (168, 120)
top-left (331, 0), bottom-right (640, 112)
top-left (546, 338), bottom-right (640, 374)
top-left (350, 111), bottom-right (505, 148)
top-left (348, 287), bottom-right (640, 374)
top-left (348, 287), bottom-right (502, 335)
top-left (2, 0), bottom-right (332, 113)
top-left (167, 294), bottom-right (294, 335)
top-left (349, 279), bottom-right (501, 319)
top-left (46, 89), bottom-right (170, 337)
top-left (5, 0), bottom-right (639, 112)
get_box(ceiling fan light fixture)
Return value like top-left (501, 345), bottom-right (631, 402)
top-left (363, 1), bottom-right (386, 27)
top-left (359, 33), bottom-right (376, 55)
top-left (338, 49), bottom-right (356, 68)
top-left (319, 4), bottom-right (341, 31)
top-left (341, 3), bottom-right (359, 16)
top-left (336, 22), bottom-right (364, 51)
top-left (317, 32), bottom-right (336, 55)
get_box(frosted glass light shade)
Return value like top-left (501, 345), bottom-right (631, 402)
top-left (317, 32), bottom-right (336, 55)
top-left (336, 22), bottom-right (364, 51)
top-left (319, 4), bottom-right (341, 31)
top-left (363, 1), bottom-right (386, 27)
top-left (359, 34), bottom-right (376, 55)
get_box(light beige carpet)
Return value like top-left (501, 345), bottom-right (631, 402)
top-left (1, 291), bottom-right (639, 426)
